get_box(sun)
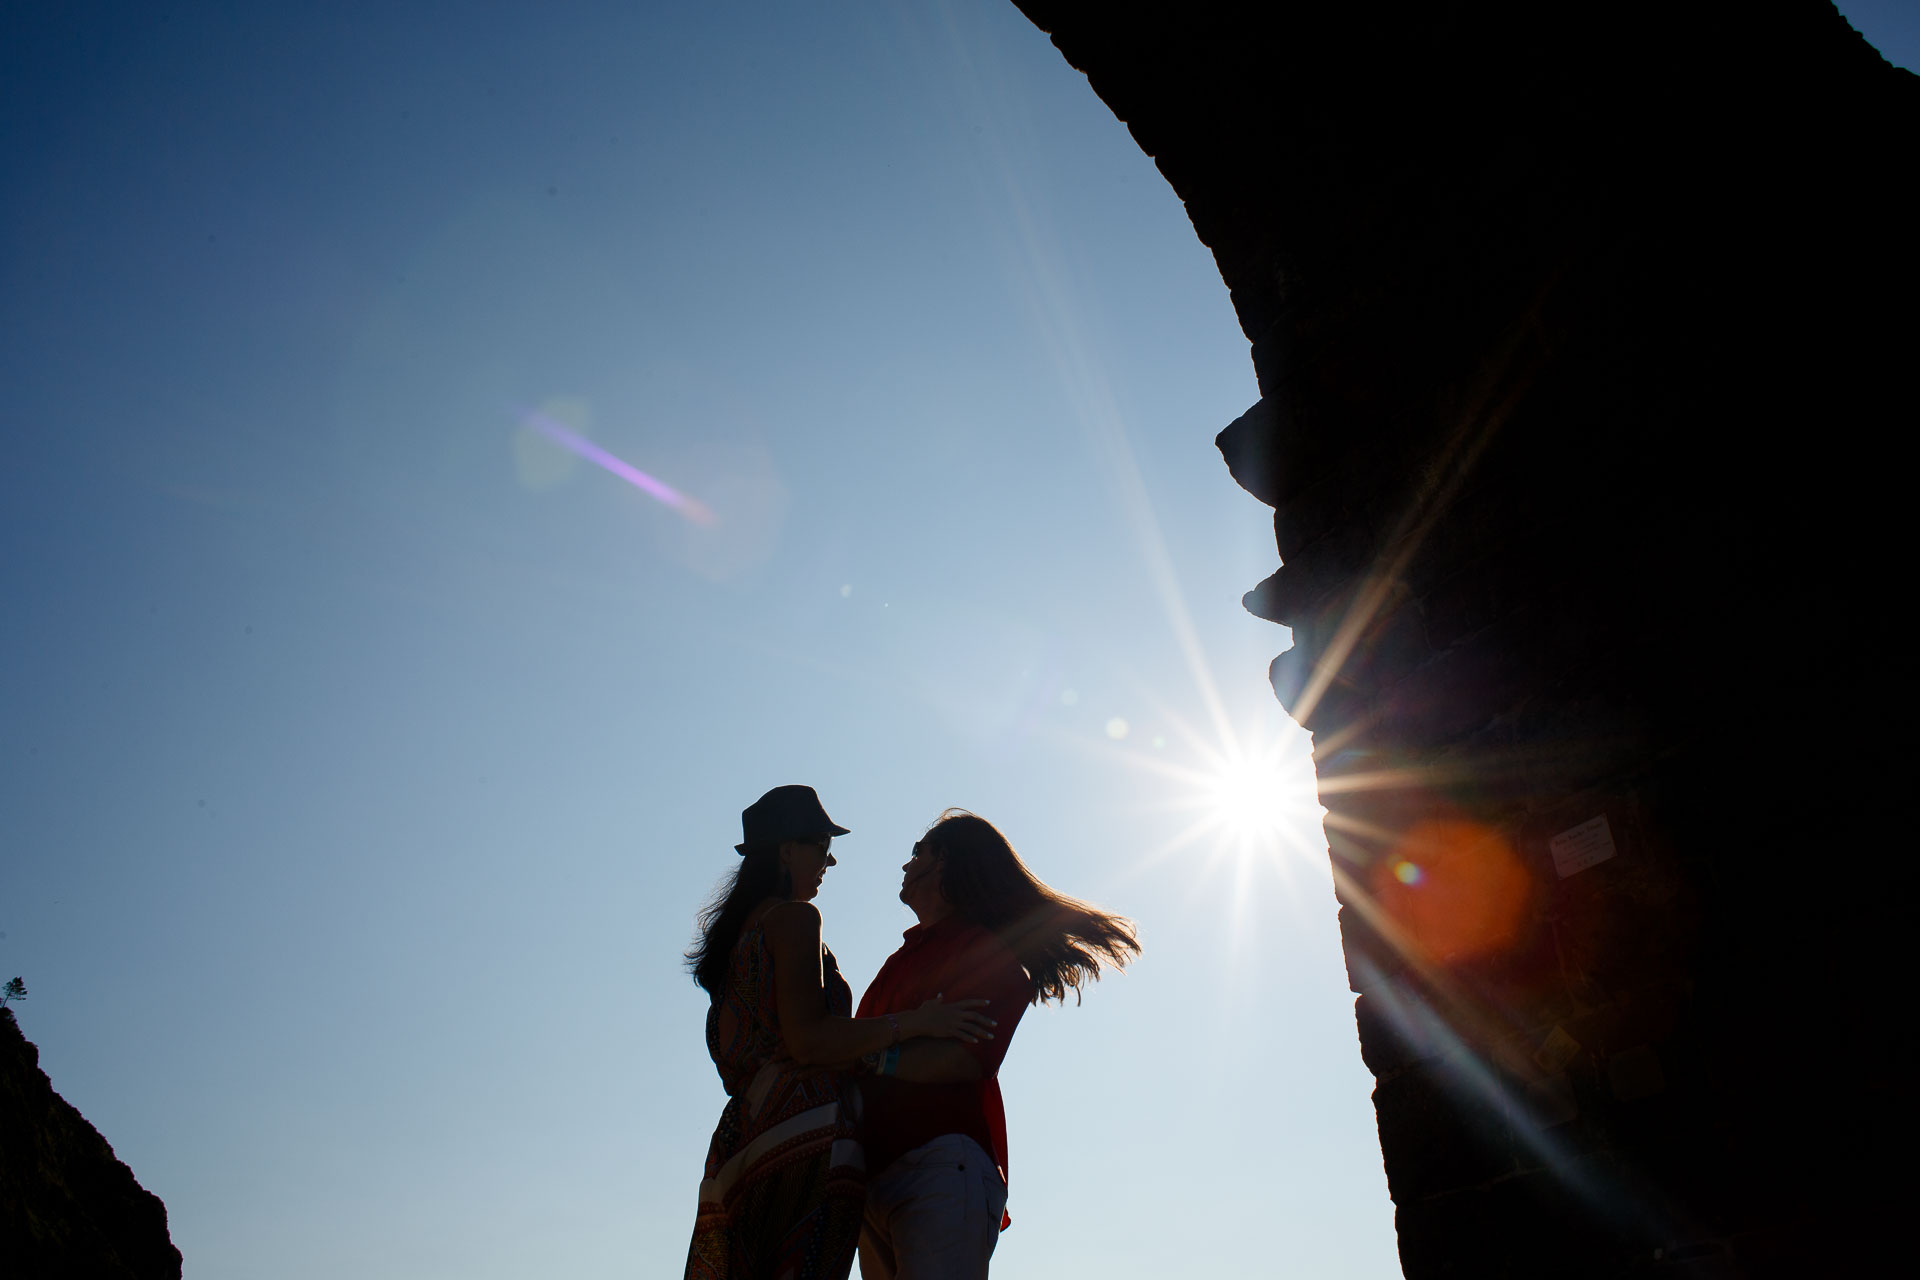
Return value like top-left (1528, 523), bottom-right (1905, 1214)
top-left (1110, 711), bottom-right (1324, 885)
top-left (1195, 734), bottom-right (1322, 863)
top-left (1206, 747), bottom-right (1297, 846)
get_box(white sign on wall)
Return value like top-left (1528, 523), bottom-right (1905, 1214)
top-left (1549, 814), bottom-right (1617, 878)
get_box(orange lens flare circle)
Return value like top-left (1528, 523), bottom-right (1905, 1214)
top-left (1370, 818), bottom-right (1530, 964)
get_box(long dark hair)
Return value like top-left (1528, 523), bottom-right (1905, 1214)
top-left (927, 810), bottom-right (1140, 1006)
top-left (686, 845), bottom-right (793, 999)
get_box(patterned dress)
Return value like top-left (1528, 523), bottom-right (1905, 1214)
top-left (685, 923), bottom-right (864, 1280)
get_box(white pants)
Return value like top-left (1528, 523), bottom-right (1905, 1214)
top-left (858, 1134), bottom-right (1007, 1280)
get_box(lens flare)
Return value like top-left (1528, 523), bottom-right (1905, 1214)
top-left (1370, 819), bottom-right (1530, 964)
top-left (522, 408), bottom-right (715, 525)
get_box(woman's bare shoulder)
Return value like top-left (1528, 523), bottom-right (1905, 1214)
top-left (758, 899), bottom-right (823, 940)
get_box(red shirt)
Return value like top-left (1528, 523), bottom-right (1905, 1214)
top-left (856, 915), bottom-right (1030, 1195)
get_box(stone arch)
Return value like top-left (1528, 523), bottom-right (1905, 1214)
top-left (1013, 2), bottom-right (1916, 1274)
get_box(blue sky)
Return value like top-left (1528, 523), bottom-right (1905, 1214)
top-left (4, 3), bottom-right (1911, 1278)
top-left (1841, 1), bottom-right (1919, 74)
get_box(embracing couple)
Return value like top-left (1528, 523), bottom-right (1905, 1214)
top-left (684, 785), bottom-right (1139, 1280)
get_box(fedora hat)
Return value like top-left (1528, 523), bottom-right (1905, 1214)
top-left (735, 785), bottom-right (850, 855)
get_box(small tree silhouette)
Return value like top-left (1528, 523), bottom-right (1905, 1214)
top-left (1, 977), bottom-right (25, 1007)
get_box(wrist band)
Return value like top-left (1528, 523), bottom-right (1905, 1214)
top-left (883, 1013), bottom-right (901, 1045)
top-left (878, 1045), bottom-right (901, 1076)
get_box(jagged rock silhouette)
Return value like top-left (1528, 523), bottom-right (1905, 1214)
top-left (0, 1009), bottom-right (181, 1278)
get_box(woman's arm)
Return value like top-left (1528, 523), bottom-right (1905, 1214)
top-left (763, 902), bottom-right (994, 1066)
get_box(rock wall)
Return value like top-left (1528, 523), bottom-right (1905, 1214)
top-left (0, 1010), bottom-right (182, 1278)
top-left (1012, 2), bottom-right (1914, 1275)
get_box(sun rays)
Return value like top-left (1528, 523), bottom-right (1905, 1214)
top-left (1081, 679), bottom-right (1330, 943)
top-left (1207, 743), bottom-right (1305, 847)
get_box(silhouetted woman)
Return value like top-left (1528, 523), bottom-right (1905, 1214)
top-left (854, 810), bottom-right (1140, 1278)
top-left (685, 786), bottom-right (992, 1280)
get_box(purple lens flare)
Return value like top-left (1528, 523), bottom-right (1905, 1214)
top-left (523, 409), bottom-right (715, 525)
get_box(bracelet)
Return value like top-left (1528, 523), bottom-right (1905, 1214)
top-left (884, 1012), bottom-right (901, 1045)
top-left (877, 1044), bottom-right (901, 1077)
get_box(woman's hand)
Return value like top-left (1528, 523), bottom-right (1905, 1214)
top-left (903, 993), bottom-right (997, 1044)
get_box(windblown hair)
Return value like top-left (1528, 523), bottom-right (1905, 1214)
top-left (927, 810), bottom-right (1140, 1006)
top-left (686, 844), bottom-right (793, 999)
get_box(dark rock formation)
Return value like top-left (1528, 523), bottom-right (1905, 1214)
top-left (1013, 2), bottom-right (1913, 1275)
top-left (0, 1010), bottom-right (182, 1278)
